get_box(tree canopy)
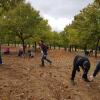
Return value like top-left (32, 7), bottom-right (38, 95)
top-left (63, 0), bottom-right (100, 54)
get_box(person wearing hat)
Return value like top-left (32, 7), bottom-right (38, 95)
top-left (71, 55), bottom-right (91, 84)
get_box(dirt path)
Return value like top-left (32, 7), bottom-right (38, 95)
top-left (0, 50), bottom-right (100, 100)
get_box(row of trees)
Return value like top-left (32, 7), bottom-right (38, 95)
top-left (0, 0), bottom-right (68, 52)
top-left (0, 0), bottom-right (100, 57)
top-left (0, 0), bottom-right (58, 52)
top-left (62, 0), bottom-right (100, 57)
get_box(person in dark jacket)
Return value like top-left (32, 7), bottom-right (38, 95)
top-left (71, 55), bottom-right (91, 83)
top-left (90, 61), bottom-right (100, 81)
top-left (39, 40), bottom-right (52, 66)
top-left (93, 61), bottom-right (100, 77)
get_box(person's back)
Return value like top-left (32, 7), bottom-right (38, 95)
top-left (76, 55), bottom-right (89, 66)
top-left (71, 55), bottom-right (90, 84)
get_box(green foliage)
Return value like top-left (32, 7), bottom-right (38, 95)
top-left (64, 1), bottom-right (100, 50)
top-left (1, 0), bottom-right (99, 50)
top-left (0, 0), bottom-right (24, 15)
top-left (0, 3), bottom-right (51, 45)
top-left (0, 1), bottom-right (56, 51)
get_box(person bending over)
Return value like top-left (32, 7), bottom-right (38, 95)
top-left (71, 55), bottom-right (91, 83)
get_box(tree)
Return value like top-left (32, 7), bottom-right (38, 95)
top-left (59, 30), bottom-right (69, 51)
top-left (0, 0), bottom-right (24, 15)
top-left (1, 2), bottom-right (53, 53)
top-left (64, 1), bottom-right (100, 56)
top-left (95, 0), bottom-right (100, 6)
top-left (1, 3), bottom-right (43, 53)
top-left (0, 0), bottom-right (24, 62)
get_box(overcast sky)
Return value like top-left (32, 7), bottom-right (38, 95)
top-left (26, 0), bottom-right (93, 32)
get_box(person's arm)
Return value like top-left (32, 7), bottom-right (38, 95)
top-left (93, 62), bottom-right (100, 77)
top-left (90, 61), bottom-right (100, 81)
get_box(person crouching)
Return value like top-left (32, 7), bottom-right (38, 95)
top-left (71, 55), bottom-right (91, 84)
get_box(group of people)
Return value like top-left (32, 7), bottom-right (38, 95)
top-left (71, 55), bottom-right (100, 84)
top-left (38, 40), bottom-right (99, 83)
top-left (18, 45), bottom-right (34, 58)
top-left (39, 40), bottom-right (100, 82)
top-left (0, 40), bottom-right (100, 84)
top-left (18, 40), bottom-right (52, 66)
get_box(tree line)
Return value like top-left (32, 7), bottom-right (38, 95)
top-left (0, 0), bottom-right (100, 57)
top-left (62, 0), bottom-right (100, 57)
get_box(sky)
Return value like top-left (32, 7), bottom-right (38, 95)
top-left (26, 0), bottom-right (93, 32)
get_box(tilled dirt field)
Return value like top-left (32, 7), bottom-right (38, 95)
top-left (0, 49), bottom-right (100, 100)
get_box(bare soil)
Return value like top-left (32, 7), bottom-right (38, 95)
top-left (0, 48), bottom-right (100, 100)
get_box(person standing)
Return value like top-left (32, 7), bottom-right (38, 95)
top-left (39, 40), bottom-right (52, 66)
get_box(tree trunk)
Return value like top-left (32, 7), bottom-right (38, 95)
top-left (0, 44), bottom-right (2, 64)
top-left (72, 45), bottom-right (74, 51)
top-left (14, 41), bottom-right (16, 47)
top-left (54, 45), bottom-right (56, 49)
top-left (8, 41), bottom-right (9, 46)
top-left (22, 39), bottom-right (26, 54)
top-left (84, 45), bottom-right (87, 55)
top-left (58, 45), bottom-right (60, 50)
top-left (34, 41), bottom-right (37, 52)
top-left (49, 44), bottom-right (52, 49)
top-left (18, 43), bottom-right (20, 47)
top-left (15, 43), bottom-right (16, 47)
top-left (0, 44), bottom-right (1, 53)
top-left (28, 44), bottom-right (30, 48)
top-left (69, 45), bottom-right (71, 52)
top-left (64, 46), bottom-right (67, 51)
top-left (75, 45), bottom-right (77, 52)
top-left (95, 39), bottom-right (99, 58)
